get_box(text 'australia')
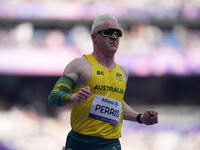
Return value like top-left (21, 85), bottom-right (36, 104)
top-left (94, 85), bottom-right (124, 94)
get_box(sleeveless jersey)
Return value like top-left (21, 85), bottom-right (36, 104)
top-left (71, 54), bottom-right (127, 139)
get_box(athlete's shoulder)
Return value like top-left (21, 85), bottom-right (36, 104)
top-left (63, 56), bottom-right (91, 83)
top-left (119, 65), bottom-right (128, 81)
top-left (70, 56), bottom-right (88, 64)
top-left (66, 56), bottom-right (89, 68)
top-left (63, 56), bottom-right (90, 75)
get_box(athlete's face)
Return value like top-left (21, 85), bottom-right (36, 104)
top-left (93, 20), bottom-right (122, 56)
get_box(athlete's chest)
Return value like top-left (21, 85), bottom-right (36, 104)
top-left (75, 60), bottom-right (126, 91)
top-left (91, 65), bottom-right (125, 84)
top-left (78, 62), bottom-right (125, 83)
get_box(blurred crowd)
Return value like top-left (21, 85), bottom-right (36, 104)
top-left (0, 106), bottom-right (199, 150)
top-left (0, 0), bottom-right (200, 19)
top-left (0, 1), bottom-right (200, 150)
top-left (0, 22), bottom-right (200, 75)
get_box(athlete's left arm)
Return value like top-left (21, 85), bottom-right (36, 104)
top-left (120, 66), bottom-right (158, 125)
top-left (123, 101), bottom-right (158, 125)
top-left (122, 101), bottom-right (139, 122)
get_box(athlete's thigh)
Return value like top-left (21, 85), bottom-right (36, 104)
top-left (65, 134), bottom-right (81, 150)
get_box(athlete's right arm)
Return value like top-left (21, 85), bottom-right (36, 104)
top-left (48, 75), bottom-right (74, 106)
top-left (48, 58), bottom-right (91, 106)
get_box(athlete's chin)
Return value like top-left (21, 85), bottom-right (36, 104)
top-left (110, 47), bottom-right (118, 53)
top-left (107, 50), bottom-right (117, 57)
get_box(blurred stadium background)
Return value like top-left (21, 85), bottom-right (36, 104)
top-left (0, 0), bottom-right (200, 150)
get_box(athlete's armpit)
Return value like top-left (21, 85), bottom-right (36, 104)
top-left (119, 66), bottom-right (128, 81)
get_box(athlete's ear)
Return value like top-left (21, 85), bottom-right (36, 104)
top-left (91, 33), bottom-right (97, 43)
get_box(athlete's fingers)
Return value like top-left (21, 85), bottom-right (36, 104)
top-left (74, 98), bottom-right (86, 103)
top-left (145, 110), bottom-right (158, 117)
top-left (142, 110), bottom-right (158, 125)
top-left (79, 89), bottom-right (91, 97)
top-left (85, 86), bottom-right (91, 91)
top-left (145, 115), bottom-right (158, 125)
top-left (73, 99), bottom-right (85, 103)
top-left (71, 93), bottom-right (87, 103)
top-left (80, 86), bottom-right (91, 95)
top-left (149, 116), bottom-right (158, 123)
top-left (77, 93), bottom-right (87, 99)
top-left (77, 99), bottom-right (86, 102)
top-left (78, 90), bottom-right (90, 98)
top-left (84, 86), bottom-right (91, 92)
top-left (70, 86), bottom-right (91, 103)
top-left (144, 111), bottom-right (151, 118)
top-left (148, 110), bottom-right (158, 116)
top-left (78, 91), bottom-right (90, 101)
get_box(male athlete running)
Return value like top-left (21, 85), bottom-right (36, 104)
top-left (48, 14), bottom-right (158, 150)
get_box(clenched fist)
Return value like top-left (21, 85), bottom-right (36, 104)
top-left (70, 86), bottom-right (91, 103)
top-left (141, 110), bottom-right (158, 125)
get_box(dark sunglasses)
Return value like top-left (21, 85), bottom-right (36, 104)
top-left (96, 28), bottom-right (122, 38)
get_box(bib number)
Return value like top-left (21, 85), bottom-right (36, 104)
top-left (89, 95), bottom-right (122, 125)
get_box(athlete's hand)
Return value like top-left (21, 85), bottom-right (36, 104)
top-left (141, 110), bottom-right (158, 125)
top-left (70, 86), bottom-right (91, 103)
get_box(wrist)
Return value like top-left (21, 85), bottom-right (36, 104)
top-left (136, 113), bottom-right (143, 124)
top-left (64, 93), bottom-right (72, 102)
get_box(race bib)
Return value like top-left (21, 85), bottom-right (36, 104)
top-left (89, 95), bottom-right (122, 125)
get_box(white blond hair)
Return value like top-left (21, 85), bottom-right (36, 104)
top-left (91, 14), bottom-right (119, 33)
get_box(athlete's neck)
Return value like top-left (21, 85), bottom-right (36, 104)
top-left (92, 51), bottom-right (115, 70)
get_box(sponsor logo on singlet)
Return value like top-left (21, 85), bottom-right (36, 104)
top-left (116, 72), bottom-right (123, 82)
top-left (97, 70), bottom-right (104, 75)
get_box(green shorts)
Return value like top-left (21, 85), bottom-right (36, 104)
top-left (65, 130), bottom-right (121, 150)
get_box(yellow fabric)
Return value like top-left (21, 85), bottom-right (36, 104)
top-left (71, 54), bottom-right (127, 139)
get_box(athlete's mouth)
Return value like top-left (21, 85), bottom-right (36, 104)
top-left (109, 42), bottom-right (118, 47)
